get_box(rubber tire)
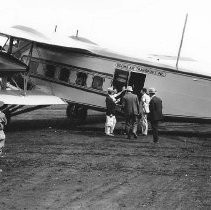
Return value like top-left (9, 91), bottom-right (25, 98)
top-left (66, 104), bottom-right (87, 125)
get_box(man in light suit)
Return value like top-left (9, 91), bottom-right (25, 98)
top-left (140, 88), bottom-right (150, 136)
top-left (122, 86), bottom-right (139, 139)
top-left (149, 88), bottom-right (163, 143)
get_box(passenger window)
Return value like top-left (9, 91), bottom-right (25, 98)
top-left (29, 61), bottom-right (39, 74)
top-left (92, 75), bottom-right (104, 90)
top-left (75, 72), bottom-right (87, 86)
top-left (45, 64), bottom-right (56, 78)
top-left (59, 68), bottom-right (70, 82)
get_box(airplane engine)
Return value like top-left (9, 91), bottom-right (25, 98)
top-left (66, 103), bottom-right (87, 125)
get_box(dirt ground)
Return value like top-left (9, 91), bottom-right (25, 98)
top-left (0, 105), bottom-right (211, 210)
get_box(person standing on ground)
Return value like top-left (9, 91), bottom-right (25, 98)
top-left (148, 88), bottom-right (163, 143)
top-left (105, 87), bottom-right (117, 136)
top-left (140, 88), bottom-right (150, 136)
top-left (122, 86), bottom-right (139, 139)
top-left (0, 111), bottom-right (7, 156)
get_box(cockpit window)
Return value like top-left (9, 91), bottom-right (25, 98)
top-left (13, 39), bottom-right (19, 48)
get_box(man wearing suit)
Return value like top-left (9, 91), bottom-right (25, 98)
top-left (122, 86), bottom-right (139, 139)
top-left (149, 88), bottom-right (163, 143)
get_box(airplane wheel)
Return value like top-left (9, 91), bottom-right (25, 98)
top-left (66, 104), bottom-right (87, 125)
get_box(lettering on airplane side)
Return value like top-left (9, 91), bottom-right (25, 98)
top-left (116, 63), bottom-right (167, 77)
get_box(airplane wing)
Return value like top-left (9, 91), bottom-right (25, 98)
top-left (148, 54), bottom-right (196, 61)
top-left (0, 25), bottom-right (98, 53)
top-left (0, 89), bottom-right (67, 105)
top-left (0, 25), bottom-right (178, 70)
top-left (0, 25), bottom-right (210, 78)
top-left (0, 51), bottom-right (28, 75)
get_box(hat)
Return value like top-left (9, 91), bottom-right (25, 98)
top-left (107, 87), bottom-right (114, 93)
top-left (149, 88), bottom-right (156, 94)
top-left (126, 86), bottom-right (133, 92)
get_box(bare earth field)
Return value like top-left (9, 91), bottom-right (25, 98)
top-left (0, 105), bottom-right (211, 210)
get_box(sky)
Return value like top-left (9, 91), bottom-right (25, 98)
top-left (0, 0), bottom-right (211, 74)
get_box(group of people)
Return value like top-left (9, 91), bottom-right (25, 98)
top-left (105, 85), bottom-right (163, 143)
top-left (0, 86), bottom-right (162, 158)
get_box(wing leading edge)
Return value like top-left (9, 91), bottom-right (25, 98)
top-left (0, 90), bottom-right (67, 105)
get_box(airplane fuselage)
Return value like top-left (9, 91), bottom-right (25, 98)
top-left (21, 44), bottom-right (211, 122)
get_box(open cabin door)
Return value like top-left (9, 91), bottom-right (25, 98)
top-left (112, 69), bottom-right (129, 92)
top-left (112, 69), bottom-right (146, 99)
top-left (128, 71), bottom-right (146, 99)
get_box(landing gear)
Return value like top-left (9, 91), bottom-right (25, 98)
top-left (4, 112), bottom-right (11, 126)
top-left (66, 104), bottom-right (87, 125)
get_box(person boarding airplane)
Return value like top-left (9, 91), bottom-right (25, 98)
top-left (122, 86), bottom-right (140, 139)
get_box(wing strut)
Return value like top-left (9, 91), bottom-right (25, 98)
top-left (10, 105), bottom-right (49, 117)
top-left (23, 42), bottom-right (34, 95)
top-left (176, 13), bottom-right (188, 69)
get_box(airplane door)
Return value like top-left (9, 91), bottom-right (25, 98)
top-left (128, 71), bottom-right (146, 99)
top-left (112, 69), bottom-right (129, 92)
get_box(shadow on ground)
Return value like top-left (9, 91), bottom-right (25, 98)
top-left (7, 115), bottom-right (211, 138)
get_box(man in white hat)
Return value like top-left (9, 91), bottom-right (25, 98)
top-left (148, 88), bottom-right (163, 143)
top-left (122, 86), bottom-right (139, 139)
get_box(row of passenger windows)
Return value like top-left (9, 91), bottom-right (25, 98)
top-left (27, 59), bottom-right (111, 91)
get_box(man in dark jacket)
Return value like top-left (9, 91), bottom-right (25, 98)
top-left (122, 86), bottom-right (139, 139)
top-left (149, 88), bottom-right (163, 143)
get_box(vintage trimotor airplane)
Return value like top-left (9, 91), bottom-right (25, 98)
top-left (0, 25), bottom-right (211, 124)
